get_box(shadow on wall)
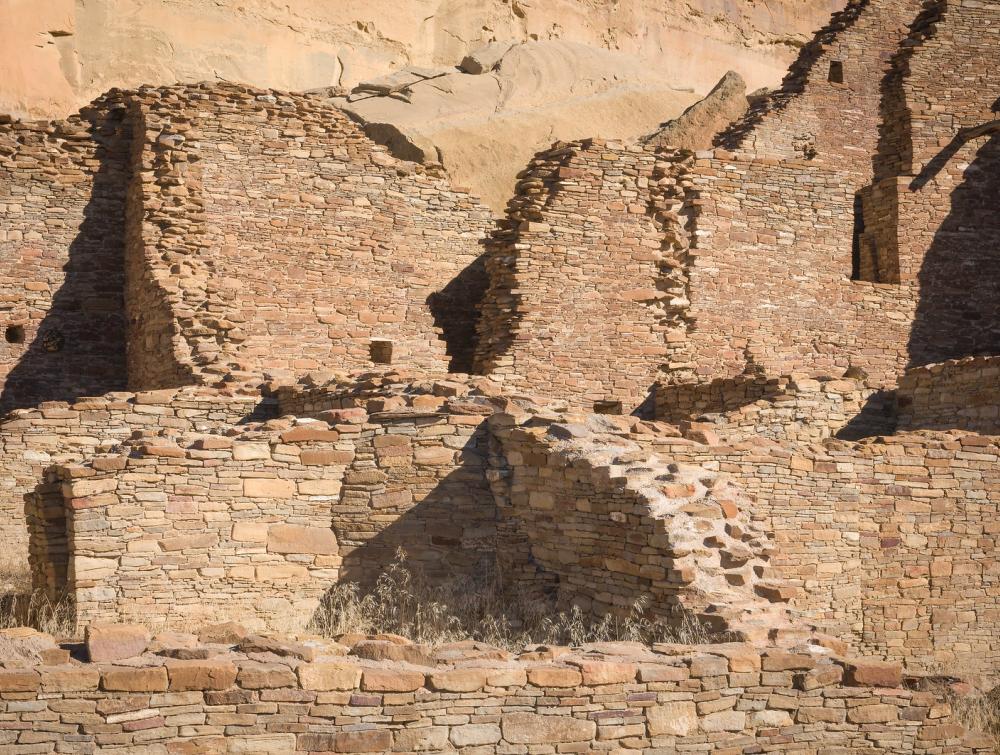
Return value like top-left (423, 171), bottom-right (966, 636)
top-left (334, 428), bottom-right (499, 591)
top-left (908, 132), bottom-right (1000, 366)
top-left (0, 109), bottom-right (129, 412)
top-left (427, 251), bottom-right (490, 374)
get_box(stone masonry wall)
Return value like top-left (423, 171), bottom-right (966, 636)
top-left (124, 83), bottom-right (494, 388)
top-left (634, 431), bottom-right (1000, 681)
top-left (871, 0), bottom-right (1000, 364)
top-left (0, 638), bottom-right (987, 754)
top-left (655, 372), bottom-right (884, 442)
top-left (683, 153), bottom-right (918, 386)
top-left (474, 142), bottom-right (694, 413)
top-left (487, 411), bottom-right (798, 641)
top-left (0, 95), bottom-right (130, 413)
top-left (4, 387), bottom-right (269, 567)
top-left (31, 383), bottom-right (500, 632)
top-left (897, 357), bottom-right (1000, 434)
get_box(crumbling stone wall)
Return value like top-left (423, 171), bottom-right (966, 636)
top-left (487, 412), bottom-right (797, 639)
top-left (655, 372), bottom-right (885, 442)
top-left (897, 356), bottom-right (1000, 433)
top-left (0, 95), bottom-right (130, 413)
top-left (0, 638), bottom-right (987, 753)
top-left (125, 83), bottom-right (494, 388)
top-left (636, 431), bottom-right (1000, 681)
top-left (474, 141), bottom-right (694, 413)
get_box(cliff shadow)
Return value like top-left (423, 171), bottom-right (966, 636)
top-left (0, 107), bottom-right (129, 412)
top-left (907, 132), bottom-right (1000, 365)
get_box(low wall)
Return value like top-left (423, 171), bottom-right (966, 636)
top-left (1, 387), bottom-right (270, 564)
top-left (0, 636), bottom-right (988, 753)
top-left (897, 356), bottom-right (1000, 433)
top-left (655, 372), bottom-right (886, 442)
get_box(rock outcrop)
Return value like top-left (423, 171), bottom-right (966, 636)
top-left (642, 70), bottom-right (750, 151)
top-left (0, 0), bottom-right (846, 120)
top-left (332, 41), bottom-right (702, 211)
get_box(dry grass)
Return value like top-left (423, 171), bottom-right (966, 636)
top-left (0, 556), bottom-right (74, 638)
top-left (921, 662), bottom-right (1000, 751)
top-left (309, 549), bottom-right (723, 650)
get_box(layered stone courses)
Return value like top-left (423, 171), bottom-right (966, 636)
top-left (0, 634), bottom-right (989, 753)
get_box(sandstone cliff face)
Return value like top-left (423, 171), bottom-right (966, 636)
top-left (333, 42), bottom-right (703, 211)
top-left (2, 0), bottom-right (844, 120)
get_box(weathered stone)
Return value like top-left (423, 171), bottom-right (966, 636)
top-left (86, 624), bottom-right (150, 662)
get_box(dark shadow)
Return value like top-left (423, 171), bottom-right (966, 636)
top-left (428, 253), bottom-right (490, 374)
top-left (836, 389), bottom-right (897, 440)
top-left (25, 473), bottom-right (69, 604)
top-left (908, 132), bottom-right (1000, 365)
top-left (334, 421), bottom-right (498, 590)
top-left (858, 1), bottom-right (943, 282)
top-left (851, 191), bottom-right (865, 280)
top-left (0, 105), bottom-right (130, 412)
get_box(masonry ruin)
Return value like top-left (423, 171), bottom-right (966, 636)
top-left (0, 0), bottom-right (999, 751)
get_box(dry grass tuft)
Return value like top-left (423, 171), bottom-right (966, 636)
top-left (0, 556), bottom-right (74, 638)
top-left (309, 549), bottom-right (723, 650)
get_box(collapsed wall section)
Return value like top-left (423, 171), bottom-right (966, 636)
top-left (0, 96), bottom-right (130, 413)
top-left (124, 83), bottom-right (494, 388)
top-left (635, 430), bottom-right (1000, 683)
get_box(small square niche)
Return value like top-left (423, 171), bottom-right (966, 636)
top-left (370, 339), bottom-right (393, 365)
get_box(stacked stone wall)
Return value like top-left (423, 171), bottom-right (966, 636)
top-left (474, 141), bottom-right (694, 413)
top-left (3, 388), bottom-right (268, 566)
top-left (0, 640), bottom-right (986, 753)
top-left (29, 386), bottom-right (499, 631)
top-left (0, 96), bottom-right (130, 413)
top-left (633, 431), bottom-right (1000, 681)
top-left (870, 0), bottom-right (1000, 363)
top-left (655, 372), bottom-right (886, 442)
top-left (684, 153), bottom-right (918, 386)
top-left (124, 83), bottom-right (494, 387)
top-left (897, 357), bottom-right (1000, 433)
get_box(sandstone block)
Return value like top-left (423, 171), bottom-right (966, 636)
top-left (231, 522), bottom-right (268, 542)
top-left (527, 666), bottom-right (582, 687)
top-left (237, 663), bottom-right (297, 689)
top-left (501, 712), bottom-right (596, 743)
top-left (101, 666), bottom-right (169, 692)
top-left (361, 668), bottom-right (425, 692)
top-left (267, 524), bottom-right (338, 555)
top-left (701, 709), bottom-right (746, 732)
top-left (450, 723), bottom-right (502, 746)
top-left (166, 660), bottom-right (238, 691)
top-left (243, 478), bottom-right (295, 498)
top-left (392, 726), bottom-right (449, 751)
top-left (428, 667), bottom-right (489, 692)
top-left (86, 624), bottom-right (150, 662)
top-left (297, 662), bottom-right (361, 691)
top-left (227, 734), bottom-right (297, 754)
top-left (842, 659), bottom-right (903, 688)
top-left (847, 703), bottom-right (899, 724)
top-left (0, 668), bottom-right (40, 692)
top-left (39, 665), bottom-right (100, 692)
top-left (647, 701), bottom-right (697, 736)
top-left (297, 479), bottom-right (342, 495)
top-left (571, 659), bottom-right (637, 685)
top-left (198, 622), bottom-right (249, 644)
